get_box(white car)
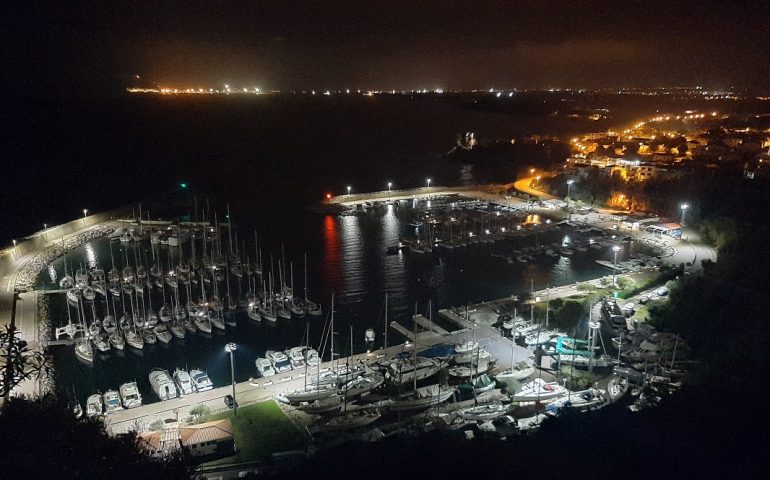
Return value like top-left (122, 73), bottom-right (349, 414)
top-left (656, 287), bottom-right (669, 296)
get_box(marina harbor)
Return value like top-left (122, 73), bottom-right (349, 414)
top-left (1, 186), bottom-right (706, 453)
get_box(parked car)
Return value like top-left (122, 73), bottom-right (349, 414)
top-left (224, 395), bottom-right (238, 409)
top-left (656, 287), bottom-right (669, 296)
top-left (638, 294), bottom-right (650, 304)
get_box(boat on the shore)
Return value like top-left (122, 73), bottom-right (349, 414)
top-left (510, 378), bottom-right (567, 403)
top-left (388, 384), bottom-right (455, 411)
top-left (385, 357), bottom-right (442, 385)
top-left (342, 371), bottom-right (384, 398)
top-left (323, 409), bottom-right (381, 431)
top-left (459, 403), bottom-right (508, 421)
top-left (496, 360), bottom-right (536, 383)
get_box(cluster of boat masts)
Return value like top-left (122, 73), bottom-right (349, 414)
top-left (75, 367), bottom-right (214, 419)
top-left (54, 219), bottom-right (323, 363)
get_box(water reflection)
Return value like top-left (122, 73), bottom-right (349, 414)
top-left (322, 215), bottom-right (342, 294)
top-left (85, 243), bottom-right (98, 269)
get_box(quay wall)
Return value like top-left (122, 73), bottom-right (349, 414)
top-left (328, 184), bottom-right (508, 206)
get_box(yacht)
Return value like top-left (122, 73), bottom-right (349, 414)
top-left (447, 358), bottom-right (492, 378)
top-left (193, 313), bottom-right (212, 333)
top-left (459, 403), bottom-right (508, 422)
top-left (510, 378), bottom-right (567, 403)
top-left (342, 371), bottom-right (384, 397)
top-left (149, 368), bottom-right (178, 401)
top-left (323, 409), bottom-right (381, 431)
top-left (286, 347), bottom-right (306, 369)
top-left (386, 357), bottom-right (442, 385)
top-left (103, 390), bottom-right (123, 413)
top-left (388, 384), bottom-right (456, 411)
top-left (119, 381), bottom-right (143, 409)
top-left (141, 328), bottom-right (157, 345)
top-left (125, 328), bottom-right (144, 350)
top-left (169, 321), bottom-right (186, 339)
top-left (173, 368), bottom-right (195, 395)
top-left (190, 369), bottom-right (214, 392)
top-left (496, 360), bottom-right (535, 383)
top-left (282, 383), bottom-right (337, 404)
top-left (454, 340), bottom-right (479, 354)
top-left (92, 332), bottom-right (111, 353)
top-left (75, 340), bottom-right (94, 363)
top-left (109, 330), bottom-right (125, 350)
top-left (153, 323), bottom-right (173, 344)
top-left (85, 393), bottom-right (103, 417)
top-left (266, 350), bottom-right (293, 373)
top-left (255, 357), bottom-right (276, 378)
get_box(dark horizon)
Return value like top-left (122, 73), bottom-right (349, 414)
top-left (5, 1), bottom-right (770, 97)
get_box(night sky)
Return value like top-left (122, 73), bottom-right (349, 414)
top-left (5, 0), bottom-right (770, 95)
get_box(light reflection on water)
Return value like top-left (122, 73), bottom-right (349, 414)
top-left (85, 243), bottom-right (98, 269)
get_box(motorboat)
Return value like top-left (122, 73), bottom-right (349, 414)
top-left (459, 403), bottom-right (508, 421)
top-left (388, 384), bottom-right (456, 411)
top-left (266, 350), bottom-right (293, 373)
top-left (103, 390), bottom-right (123, 413)
top-left (86, 393), bottom-right (103, 417)
top-left (556, 353), bottom-right (616, 369)
top-left (323, 409), bottom-right (381, 431)
top-left (149, 368), bottom-right (178, 401)
top-left (510, 378), bottom-right (567, 402)
top-left (153, 323), bottom-right (173, 344)
top-left (119, 382), bottom-right (143, 409)
top-left (386, 357), bottom-right (442, 385)
top-left (173, 368), bottom-right (195, 395)
top-left (190, 369), bottom-right (214, 392)
top-left (286, 347), bottom-right (306, 369)
top-left (255, 357), bottom-right (276, 378)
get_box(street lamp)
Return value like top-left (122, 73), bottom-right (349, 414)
top-left (530, 168), bottom-right (535, 176)
top-left (536, 175), bottom-right (541, 187)
top-left (680, 203), bottom-right (689, 227)
top-left (426, 178), bottom-right (432, 188)
top-left (82, 209), bottom-right (88, 227)
top-left (387, 182), bottom-right (392, 193)
top-left (612, 245), bottom-right (621, 288)
top-left (347, 185), bottom-right (351, 195)
top-left (43, 224), bottom-right (47, 242)
top-left (566, 179), bottom-right (574, 199)
top-left (12, 239), bottom-right (17, 259)
top-left (225, 342), bottom-right (237, 416)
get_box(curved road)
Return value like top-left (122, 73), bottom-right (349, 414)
top-left (510, 176), bottom-right (557, 200)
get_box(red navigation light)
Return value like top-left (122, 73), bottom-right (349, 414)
top-left (326, 193), bottom-right (332, 200)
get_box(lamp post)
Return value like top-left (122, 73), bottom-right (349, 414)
top-left (12, 239), bottom-right (17, 259)
top-left (536, 176), bottom-right (541, 188)
top-left (225, 342), bottom-right (237, 416)
top-left (680, 203), bottom-right (689, 228)
top-left (612, 245), bottom-right (621, 288)
top-left (82, 209), bottom-right (88, 227)
top-left (387, 182), bottom-right (392, 194)
top-left (347, 185), bottom-right (351, 196)
top-left (566, 179), bottom-right (574, 199)
top-left (426, 178), bottom-right (431, 188)
top-left (43, 224), bottom-right (47, 242)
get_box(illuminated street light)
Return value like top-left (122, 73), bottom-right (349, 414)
top-left (387, 182), bottom-right (392, 193)
top-left (225, 342), bottom-right (238, 416)
top-left (536, 175), bottom-right (541, 187)
top-left (347, 185), bottom-right (352, 195)
top-left (680, 203), bottom-right (689, 227)
top-left (530, 168), bottom-right (535, 175)
top-left (566, 179), bottom-right (574, 199)
top-left (12, 239), bottom-right (17, 259)
top-left (426, 178), bottom-right (431, 188)
top-left (43, 223), bottom-right (47, 242)
top-left (82, 209), bottom-right (88, 227)
top-left (612, 245), bottom-right (621, 288)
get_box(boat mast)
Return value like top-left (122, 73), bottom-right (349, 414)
top-left (384, 292), bottom-right (388, 349)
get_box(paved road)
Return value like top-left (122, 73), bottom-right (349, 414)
top-left (511, 176), bottom-right (557, 200)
